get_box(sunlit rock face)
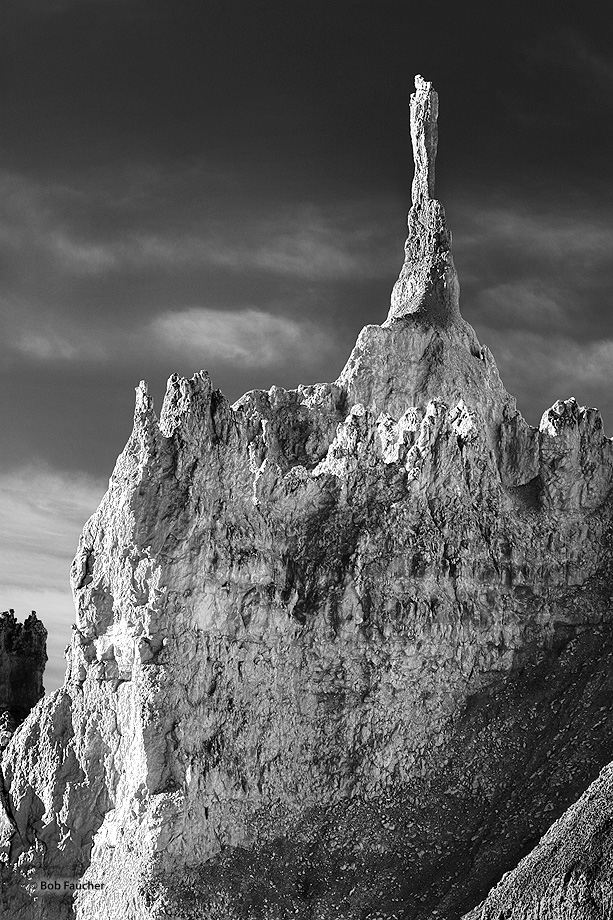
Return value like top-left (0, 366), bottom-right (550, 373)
top-left (3, 77), bottom-right (613, 920)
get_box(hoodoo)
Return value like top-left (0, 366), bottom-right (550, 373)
top-left (2, 78), bottom-right (613, 920)
top-left (387, 74), bottom-right (460, 324)
top-left (0, 611), bottom-right (46, 729)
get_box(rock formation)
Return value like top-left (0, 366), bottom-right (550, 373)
top-left (388, 74), bottom-right (460, 325)
top-left (2, 76), bottom-right (613, 920)
top-left (0, 610), bottom-right (46, 729)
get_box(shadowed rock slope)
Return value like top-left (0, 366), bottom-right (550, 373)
top-left (462, 755), bottom-right (613, 920)
top-left (2, 76), bottom-right (613, 920)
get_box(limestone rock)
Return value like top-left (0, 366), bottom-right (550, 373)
top-left (2, 78), bottom-right (613, 920)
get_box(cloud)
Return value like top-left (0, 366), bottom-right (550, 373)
top-left (13, 326), bottom-right (108, 362)
top-left (446, 198), bottom-right (613, 428)
top-left (475, 282), bottom-right (568, 332)
top-left (6, 305), bottom-right (336, 369)
top-left (452, 201), bottom-right (613, 337)
top-left (151, 307), bottom-right (334, 366)
top-left (0, 464), bottom-right (106, 692)
top-left (565, 34), bottom-right (613, 88)
top-left (478, 324), bottom-right (613, 427)
top-left (457, 204), bottom-right (613, 269)
top-left (481, 328), bottom-right (613, 389)
top-left (0, 464), bottom-right (105, 593)
top-left (0, 169), bottom-right (397, 283)
top-left (51, 235), bottom-right (119, 275)
top-left (0, 167), bottom-right (395, 382)
top-left (241, 212), bottom-right (394, 280)
top-left (48, 215), bottom-right (395, 282)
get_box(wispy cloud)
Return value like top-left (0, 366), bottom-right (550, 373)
top-left (51, 235), bottom-right (119, 275)
top-left (151, 307), bottom-right (333, 366)
top-left (447, 198), bottom-right (613, 427)
top-left (13, 326), bottom-right (108, 362)
top-left (0, 464), bottom-right (106, 691)
top-left (49, 215), bottom-right (395, 281)
top-left (0, 464), bottom-right (105, 593)
top-left (0, 166), bottom-right (362, 370)
top-left (511, 29), bottom-right (613, 131)
top-left (6, 304), bottom-right (336, 369)
top-left (457, 204), bottom-right (613, 269)
top-left (478, 324), bottom-right (613, 427)
top-left (474, 282), bottom-right (568, 332)
top-left (482, 327), bottom-right (613, 387)
top-left (564, 33), bottom-right (613, 87)
top-left (0, 169), bottom-right (397, 283)
top-left (453, 201), bottom-right (613, 336)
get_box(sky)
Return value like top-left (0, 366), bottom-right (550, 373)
top-left (1, 1), bottom-right (613, 691)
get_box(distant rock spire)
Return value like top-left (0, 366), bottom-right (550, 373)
top-left (0, 609), bottom-right (46, 725)
top-left (386, 75), bottom-right (461, 325)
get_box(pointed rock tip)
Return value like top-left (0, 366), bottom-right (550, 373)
top-left (158, 370), bottom-right (214, 437)
top-left (134, 380), bottom-right (156, 420)
top-left (411, 74), bottom-right (438, 202)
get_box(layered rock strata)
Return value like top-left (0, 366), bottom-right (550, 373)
top-left (2, 77), bottom-right (613, 920)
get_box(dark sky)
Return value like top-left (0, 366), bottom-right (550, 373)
top-left (2, 0), bottom-right (613, 688)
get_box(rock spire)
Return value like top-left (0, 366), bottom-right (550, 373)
top-left (386, 74), bottom-right (460, 325)
top-left (0, 610), bottom-right (46, 727)
top-left (410, 73), bottom-right (438, 202)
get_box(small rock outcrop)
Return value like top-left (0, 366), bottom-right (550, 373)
top-left (2, 77), bottom-right (613, 920)
top-left (0, 611), bottom-right (46, 728)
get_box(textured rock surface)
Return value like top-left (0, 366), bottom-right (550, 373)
top-left (2, 77), bottom-right (613, 920)
top-left (0, 610), bottom-right (46, 726)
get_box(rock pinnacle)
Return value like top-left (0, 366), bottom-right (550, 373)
top-left (386, 75), bottom-right (460, 325)
top-left (410, 73), bottom-right (438, 203)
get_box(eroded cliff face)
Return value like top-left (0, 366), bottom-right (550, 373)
top-left (2, 77), bottom-right (613, 920)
